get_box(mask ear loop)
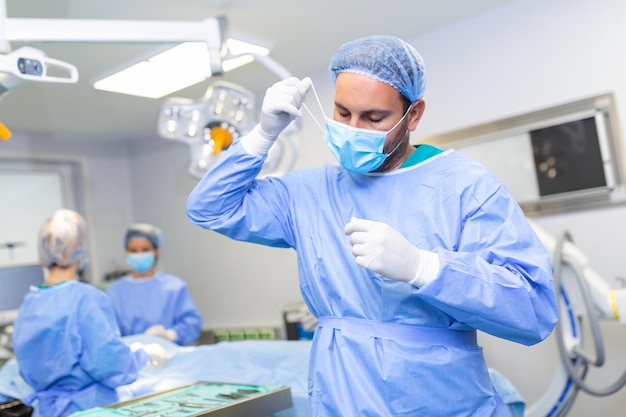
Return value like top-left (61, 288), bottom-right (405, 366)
top-left (302, 81), bottom-right (327, 134)
top-left (383, 104), bottom-right (414, 157)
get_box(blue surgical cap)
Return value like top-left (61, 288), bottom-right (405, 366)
top-left (38, 209), bottom-right (86, 267)
top-left (125, 223), bottom-right (163, 248)
top-left (329, 35), bottom-right (427, 103)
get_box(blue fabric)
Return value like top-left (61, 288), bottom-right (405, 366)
top-left (186, 140), bottom-right (558, 416)
top-left (489, 368), bottom-right (525, 417)
top-left (11, 281), bottom-right (148, 417)
top-left (400, 144), bottom-right (444, 167)
top-left (0, 336), bottom-right (312, 417)
top-left (106, 271), bottom-right (203, 346)
top-left (329, 35), bottom-right (427, 102)
top-left (124, 223), bottom-right (163, 248)
top-left (0, 337), bottom-right (525, 417)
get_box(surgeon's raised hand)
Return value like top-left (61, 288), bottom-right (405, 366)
top-left (242, 77), bottom-right (312, 156)
top-left (344, 217), bottom-right (440, 287)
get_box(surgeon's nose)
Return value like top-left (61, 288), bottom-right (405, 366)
top-left (349, 118), bottom-right (366, 129)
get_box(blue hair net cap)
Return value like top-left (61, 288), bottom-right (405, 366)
top-left (329, 35), bottom-right (427, 103)
top-left (38, 209), bottom-right (86, 267)
top-left (125, 223), bottom-right (163, 248)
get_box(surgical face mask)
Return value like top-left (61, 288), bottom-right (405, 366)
top-left (303, 81), bottom-right (410, 174)
top-left (78, 256), bottom-right (89, 272)
top-left (126, 252), bottom-right (155, 273)
top-left (323, 110), bottom-right (409, 174)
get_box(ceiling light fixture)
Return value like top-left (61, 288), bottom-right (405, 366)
top-left (92, 39), bottom-right (270, 99)
top-left (0, 7), bottom-right (299, 177)
top-left (0, 11), bottom-right (230, 97)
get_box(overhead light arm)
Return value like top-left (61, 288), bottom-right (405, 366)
top-left (3, 17), bottom-right (226, 44)
top-left (245, 53), bottom-right (291, 80)
top-left (0, 0), bottom-right (8, 53)
top-left (2, 15), bottom-right (228, 71)
top-left (208, 16), bottom-right (228, 76)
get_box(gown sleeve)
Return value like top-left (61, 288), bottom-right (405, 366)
top-left (78, 291), bottom-right (146, 387)
top-left (186, 140), bottom-right (295, 248)
top-left (170, 283), bottom-right (203, 345)
top-left (417, 181), bottom-right (558, 346)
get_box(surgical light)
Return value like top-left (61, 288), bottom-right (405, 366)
top-left (0, 46), bottom-right (78, 90)
top-left (158, 79), bottom-right (299, 180)
top-left (93, 39), bottom-right (270, 99)
top-left (0, 46), bottom-right (78, 137)
top-left (158, 81), bottom-right (258, 179)
top-left (1, 9), bottom-right (247, 101)
top-left (0, 120), bottom-right (11, 140)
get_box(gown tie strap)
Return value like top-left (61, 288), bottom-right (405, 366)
top-left (317, 316), bottom-right (477, 348)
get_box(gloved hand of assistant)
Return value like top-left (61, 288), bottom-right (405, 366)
top-left (145, 324), bottom-right (178, 342)
top-left (344, 217), bottom-right (440, 287)
top-left (130, 342), bottom-right (168, 368)
top-left (242, 77), bottom-right (312, 156)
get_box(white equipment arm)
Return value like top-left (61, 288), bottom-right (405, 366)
top-left (531, 221), bottom-right (626, 324)
top-left (526, 220), bottom-right (626, 417)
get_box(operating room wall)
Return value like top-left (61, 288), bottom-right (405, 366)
top-left (122, 137), bottom-right (306, 333)
top-left (400, 0), bottom-right (626, 415)
top-left (0, 133), bottom-right (136, 286)
top-left (0, 130), bottom-right (307, 334)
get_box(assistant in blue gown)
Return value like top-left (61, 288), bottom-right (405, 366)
top-left (186, 36), bottom-right (558, 416)
top-left (107, 223), bottom-right (203, 346)
top-left (107, 271), bottom-right (203, 346)
top-left (12, 209), bottom-right (150, 417)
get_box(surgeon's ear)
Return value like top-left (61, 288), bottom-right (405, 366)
top-left (408, 100), bottom-right (426, 131)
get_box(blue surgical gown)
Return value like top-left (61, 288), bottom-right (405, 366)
top-left (106, 271), bottom-right (203, 345)
top-left (186, 141), bottom-right (558, 416)
top-left (12, 280), bottom-right (148, 417)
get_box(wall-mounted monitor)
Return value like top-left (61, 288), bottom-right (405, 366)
top-left (420, 94), bottom-right (625, 216)
top-left (0, 262), bottom-right (45, 326)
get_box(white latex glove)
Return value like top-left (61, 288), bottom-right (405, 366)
top-left (143, 343), bottom-right (168, 367)
top-left (163, 328), bottom-right (177, 342)
top-left (242, 77), bottom-right (312, 156)
top-left (145, 324), bottom-right (166, 338)
top-left (344, 217), bottom-right (440, 287)
top-left (145, 324), bottom-right (178, 342)
top-left (130, 342), bottom-right (168, 367)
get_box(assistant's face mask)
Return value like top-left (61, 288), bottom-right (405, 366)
top-left (127, 252), bottom-right (155, 273)
top-left (303, 82), bottom-right (411, 174)
top-left (78, 256), bottom-right (89, 272)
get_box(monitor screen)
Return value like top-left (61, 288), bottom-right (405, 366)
top-left (530, 117), bottom-right (607, 197)
top-left (0, 263), bottom-right (45, 326)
